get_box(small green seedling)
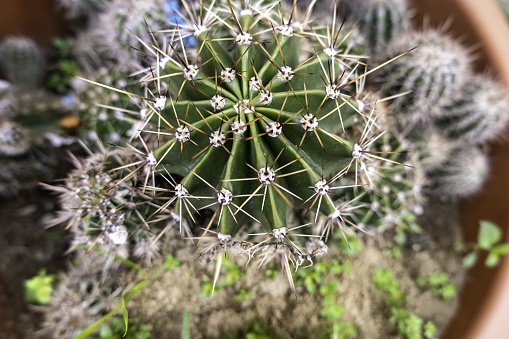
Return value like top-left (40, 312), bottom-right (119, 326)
top-left (163, 254), bottom-right (181, 271)
top-left (373, 268), bottom-right (437, 339)
top-left (463, 220), bottom-right (509, 268)
top-left (25, 269), bottom-right (54, 305)
top-left (417, 272), bottom-right (456, 301)
top-left (99, 318), bottom-right (151, 339)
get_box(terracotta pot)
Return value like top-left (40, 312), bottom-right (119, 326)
top-left (0, 0), bottom-right (67, 48)
top-left (410, 0), bottom-right (509, 338)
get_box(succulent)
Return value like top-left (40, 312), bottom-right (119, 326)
top-left (72, 67), bottom-right (148, 145)
top-left (377, 29), bottom-right (472, 132)
top-left (0, 42), bottom-right (74, 196)
top-left (340, 0), bottom-right (411, 54)
top-left (426, 146), bottom-right (489, 197)
top-left (43, 0), bottom-right (421, 297)
top-left (0, 36), bottom-right (46, 89)
top-left (374, 26), bottom-right (509, 198)
top-left (0, 120), bottom-right (30, 156)
top-left (435, 74), bottom-right (509, 144)
top-left (56, 0), bottom-right (109, 19)
top-left (72, 0), bottom-right (171, 71)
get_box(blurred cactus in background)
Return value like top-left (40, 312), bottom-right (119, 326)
top-left (0, 36), bottom-right (46, 90)
top-left (0, 36), bottom-right (75, 196)
top-left (339, 0), bottom-right (411, 54)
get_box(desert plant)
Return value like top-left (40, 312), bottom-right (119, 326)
top-left (0, 36), bottom-right (46, 89)
top-left (0, 37), bottom-right (75, 196)
top-left (462, 220), bottom-right (509, 268)
top-left (46, 0), bottom-right (418, 298)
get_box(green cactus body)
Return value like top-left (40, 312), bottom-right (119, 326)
top-left (378, 29), bottom-right (471, 131)
top-left (0, 36), bottom-right (46, 89)
top-left (75, 68), bottom-right (147, 144)
top-left (435, 75), bottom-right (509, 144)
top-left (340, 0), bottom-right (410, 54)
top-left (60, 0), bottom-right (418, 278)
top-left (141, 3), bottom-right (366, 235)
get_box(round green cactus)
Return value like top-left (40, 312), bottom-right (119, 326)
top-left (435, 74), bottom-right (509, 144)
top-left (340, 0), bottom-right (411, 54)
top-left (0, 36), bottom-right (46, 89)
top-left (377, 29), bottom-right (472, 132)
top-left (61, 0), bottom-right (414, 293)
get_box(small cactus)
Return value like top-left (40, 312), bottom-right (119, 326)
top-left (435, 74), bottom-right (509, 144)
top-left (340, 0), bottom-right (411, 54)
top-left (56, 0), bottom-right (109, 19)
top-left (377, 29), bottom-right (472, 132)
top-left (72, 0), bottom-right (171, 71)
top-left (0, 36), bottom-right (46, 89)
top-left (0, 121), bottom-right (30, 156)
top-left (426, 146), bottom-right (489, 197)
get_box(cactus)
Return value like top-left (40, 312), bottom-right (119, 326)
top-left (56, 0), bottom-right (109, 19)
top-left (426, 146), bottom-right (489, 197)
top-left (72, 0), bottom-right (171, 71)
top-left (377, 29), bottom-right (472, 133)
top-left (42, 0), bottom-right (420, 297)
top-left (435, 74), bottom-right (509, 144)
top-left (0, 40), bottom-right (74, 196)
top-left (72, 67), bottom-right (147, 145)
top-left (0, 121), bottom-right (30, 156)
top-left (374, 27), bottom-right (509, 198)
top-left (0, 36), bottom-right (46, 90)
top-left (339, 0), bottom-right (411, 54)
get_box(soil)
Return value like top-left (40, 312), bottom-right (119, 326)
top-left (123, 199), bottom-right (466, 339)
top-left (0, 189), bottom-right (69, 339)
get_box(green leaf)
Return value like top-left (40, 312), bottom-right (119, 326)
top-left (478, 220), bottom-right (502, 250)
top-left (485, 252), bottom-right (501, 267)
top-left (163, 254), bottom-right (181, 271)
top-left (463, 252), bottom-right (478, 268)
top-left (491, 243), bottom-right (509, 256)
top-left (424, 321), bottom-right (437, 339)
top-left (181, 309), bottom-right (191, 339)
top-left (24, 269), bottom-right (54, 305)
top-left (99, 324), bottom-right (113, 338)
top-left (121, 291), bottom-right (128, 337)
top-left (74, 280), bottom-right (149, 339)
